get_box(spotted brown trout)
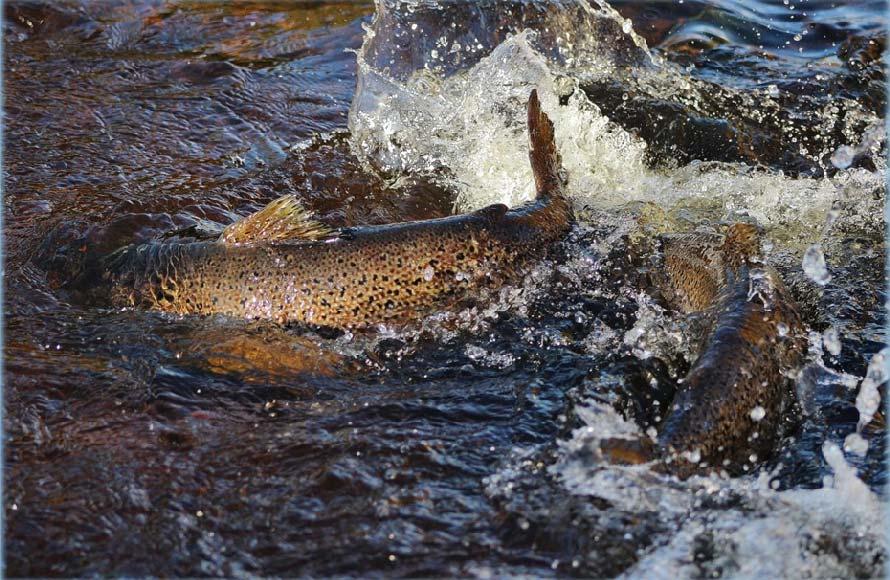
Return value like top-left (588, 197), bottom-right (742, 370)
top-left (602, 223), bottom-right (806, 478)
top-left (66, 90), bottom-right (573, 328)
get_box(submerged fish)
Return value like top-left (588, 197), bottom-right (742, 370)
top-left (65, 90), bottom-right (573, 328)
top-left (603, 223), bottom-right (805, 478)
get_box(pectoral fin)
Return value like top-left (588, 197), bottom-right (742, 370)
top-left (220, 195), bottom-right (333, 245)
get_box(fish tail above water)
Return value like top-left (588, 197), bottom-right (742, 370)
top-left (510, 89), bottom-right (574, 241)
top-left (527, 89), bottom-right (566, 199)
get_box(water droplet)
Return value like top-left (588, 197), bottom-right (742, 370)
top-left (802, 244), bottom-right (831, 285)
top-left (750, 406), bottom-right (766, 422)
top-left (823, 327), bottom-right (842, 356)
top-left (855, 348), bottom-right (887, 431)
top-left (830, 145), bottom-right (855, 169)
top-left (844, 432), bottom-right (869, 456)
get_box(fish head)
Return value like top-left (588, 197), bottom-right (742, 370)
top-left (36, 221), bottom-right (111, 302)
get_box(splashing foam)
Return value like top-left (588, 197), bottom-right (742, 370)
top-left (550, 399), bottom-right (887, 578)
top-left (350, 1), bottom-right (887, 575)
top-left (350, 5), bottom-right (883, 247)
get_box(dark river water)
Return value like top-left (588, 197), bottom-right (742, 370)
top-left (4, 0), bottom-right (887, 577)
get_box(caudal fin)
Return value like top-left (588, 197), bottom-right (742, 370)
top-left (527, 89), bottom-right (566, 198)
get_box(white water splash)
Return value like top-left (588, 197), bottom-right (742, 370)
top-left (822, 326), bottom-right (842, 357)
top-left (350, 10), bottom-right (883, 251)
top-left (348, 2), bottom-right (887, 576)
top-left (549, 398), bottom-right (887, 579)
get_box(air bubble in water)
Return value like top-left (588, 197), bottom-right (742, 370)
top-left (802, 244), bottom-right (831, 285)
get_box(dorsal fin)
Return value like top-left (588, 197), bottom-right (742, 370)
top-left (721, 223), bottom-right (762, 267)
top-left (219, 195), bottom-right (333, 245)
top-left (527, 89), bottom-right (566, 198)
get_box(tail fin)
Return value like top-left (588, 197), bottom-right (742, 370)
top-left (527, 89), bottom-right (565, 198)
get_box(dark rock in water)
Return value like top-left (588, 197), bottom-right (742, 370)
top-left (581, 80), bottom-right (762, 168)
top-left (838, 33), bottom-right (887, 115)
top-left (579, 78), bottom-right (828, 176)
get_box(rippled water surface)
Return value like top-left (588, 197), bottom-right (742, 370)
top-left (5, 0), bottom-right (887, 576)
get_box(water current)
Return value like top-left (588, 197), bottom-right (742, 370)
top-left (4, 0), bottom-right (887, 576)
